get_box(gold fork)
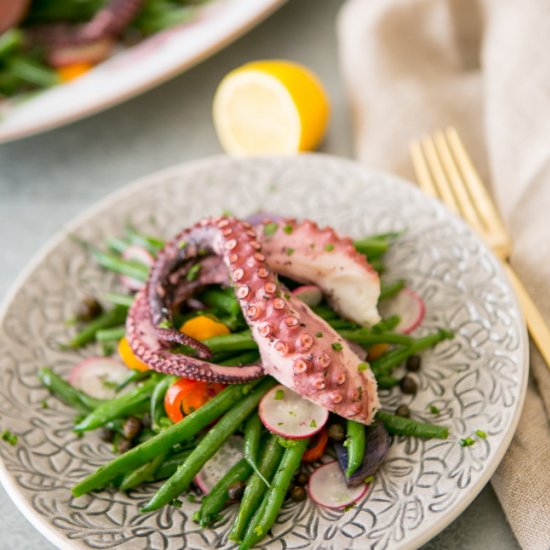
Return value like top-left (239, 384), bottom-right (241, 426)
top-left (410, 126), bottom-right (550, 370)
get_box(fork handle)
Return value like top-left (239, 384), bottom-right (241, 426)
top-left (503, 263), bottom-right (550, 369)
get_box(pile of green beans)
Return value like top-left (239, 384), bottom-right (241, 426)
top-left (35, 226), bottom-right (457, 549)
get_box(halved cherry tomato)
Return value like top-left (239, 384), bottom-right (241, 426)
top-left (56, 62), bottom-right (92, 82)
top-left (118, 336), bottom-right (149, 372)
top-left (180, 315), bottom-right (230, 340)
top-left (164, 378), bottom-right (225, 423)
top-left (367, 343), bottom-right (390, 361)
top-left (302, 428), bottom-right (329, 463)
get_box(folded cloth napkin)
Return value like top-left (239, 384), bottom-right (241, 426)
top-left (337, 0), bottom-right (550, 548)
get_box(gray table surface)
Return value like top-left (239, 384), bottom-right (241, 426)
top-left (0, 1), bottom-right (521, 549)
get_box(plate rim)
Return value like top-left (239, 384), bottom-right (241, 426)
top-left (0, 153), bottom-right (529, 549)
top-left (0, 0), bottom-right (286, 144)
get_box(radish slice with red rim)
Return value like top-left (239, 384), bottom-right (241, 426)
top-left (194, 436), bottom-right (243, 495)
top-left (259, 384), bottom-right (328, 439)
top-left (379, 287), bottom-right (425, 334)
top-left (120, 245), bottom-right (154, 291)
top-left (292, 285), bottom-right (323, 307)
top-left (308, 461), bottom-right (369, 509)
top-left (68, 357), bottom-right (130, 400)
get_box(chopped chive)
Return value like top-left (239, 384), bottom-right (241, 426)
top-left (364, 475), bottom-right (374, 484)
top-left (1, 430), bottom-right (17, 446)
top-left (428, 405), bottom-right (440, 415)
top-left (283, 224), bottom-right (293, 234)
top-left (286, 247), bottom-right (295, 256)
top-left (324, 243), bottom-right (335, 252)
top-left (274, 389), bottom-right (285, 400)
top-left (332, 342), bottom-right (343, 351)
top-left (310, 419), bottom-right (317, 428)
top-left (40, 399), bottom-right (49, 409)
top-left (475, 430), bottom-right (487, 439)
top-left (315, 331), bottom-right (323, 338)
top-left (157, 320), bottom-right (172, 329)
top-left (263, 223), bottom-right (278, 236)
top-left (170, 498), bottom-right (183, 508)
top-left (221, 210), bottom-right (233, 217)
top-left (277, 422), bottom-right (284, 426)
top-left (185, 263), bottom-right (201, 282)
top-left (178, 240), bottom-right (188, 249)
top-left (358, 362), bottom-right (369, 372)
top-left (187, 494), bottom-right (197, 503)
top-left (459, 437), bottom-right (476, 447)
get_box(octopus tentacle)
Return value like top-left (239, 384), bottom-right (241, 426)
top-left (129, 216), bottom-right (380, 424)
top-left (29, 0), bottom-right (143, 49)
top-left (127, 290), bottom-right (264, 383)
top-left (257, 218), bottom-right (381, 327)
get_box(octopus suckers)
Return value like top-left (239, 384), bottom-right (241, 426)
top-left (313, 377), bottom-right (326, 390)
top-left (264, 282), bottom-right (276, 294)
top-left (258, 322), bottom-right (272, 337)
top-left (272, 298), bottom-right (285, 310)
top-left (233, 268), bottom-right (244, 282)
top-left (331, 392), bottom-right (343, 404)
top-left (284, 315), bottom-right (299, 328)
top-left (316, 352), bottom-right (331, 369)
top-left (225, 239), bottom-right (237, 251)
top-left (254, 252), bottom-right (266, 263)
top-left (299, 332), bottom-right (314, 350)
top-left (236, 285), bottom-right (250, 299)
top-left (274, 341), bottom-right (289, 355)
top-left (293, 359), bottom-right (309, 374)
top-left (257, 268), bottom-right (269, 278)
top-left (229, 253), bottom-right (239, 264)
top-left (217, 219), bottom-right (230, 228)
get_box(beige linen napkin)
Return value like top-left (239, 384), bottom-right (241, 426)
top-left (337, 0), bottom-right (550, 548)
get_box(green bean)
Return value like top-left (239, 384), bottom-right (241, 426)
top-left (229, 433), bottom-right (284, 543)
top-left (238, 438), bottom-right (309, 550)
top-left (101, 292), bottom-right (134, 308)
top-left (106, 237), bottom-right (130, 254)
top-left (91, 249), bottom-right (149, 281)
top-left (150, 375), bottom-right (177, 431)
top-left (243, 412), bottom-right (269, 487)
top-left (38, 367), bottom-right (105, 414)
top-left (345, 420), bottom-right (366, 477)
top-left (371, 315), bottom-right (401, 333)
top-left (6, 56), bottom-right (58, 87)
top-left (371, 329), bottom-right (454, 378)
top-left (95, 325), bottom-right (126, 342)
top-left (369, 258), bottom-right (385, 273)
top-left (154, 449), bottom-right (193, 480)
top-left (0, 29), bottom-right (23, 58)
top-left (311, 304), bottom-right (338, 320)
top-left (353, 237), bottom-right (389, 258)
top-left (75, 375), bottom-right (162, 432)
top-left (200, 288), bottom-right (240, 317)
top-left (219, 351), bottom-right (260, 366)
top-left (72, 381), bottom-right (262, 497)
top-left (379, 279), bottom-right (406, 301)
top-left (65, 305), bottom-right (127, 349)
top-left (338, 329), bottom-right (414, 347)
top-left (376, 375), bottom-right (399, 388)
top-left (115, 369), bottom-right (151, 393)
top-left (199, 458), bottom-right (253, 527)
top-left (125, 226), bottom-right (164, 254)
top-left (203, 332), bottom-right (258, 354)
top-left (141, 377), bottom-right (277, 512)
top-left (119, 451), bottom-right (168, 491)
top-left (376, 411), bottom-right (448, 439)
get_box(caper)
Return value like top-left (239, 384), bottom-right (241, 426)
top-left (399, 375), bottom-right (418, 395)
top-left (122, 416), bottom-right (142, 440)
top-left (76, 296), bottom-right (103, 322)
top-left (328, 423), bottom-right (346, 442)
top-left (290, 485), bottom-right (307, 502)
top-left (117, 438), bottom-right (133, 453)
top-left (395, 404), bottom-right (410, 418)
top-left (99, 427), bottom-right (114, 443)
top-left (294, 472), bottom-right (308, 486)
top-left (406, 355), bottom-right (421, 372)
top-left (227, 480), bottom-right (246, 501)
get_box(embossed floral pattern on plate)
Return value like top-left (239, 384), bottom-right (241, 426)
top-left (0, 155), bottom-right (528, 550)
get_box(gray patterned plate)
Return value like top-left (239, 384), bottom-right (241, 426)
top-left (0, 155), bottom-right (528, 550)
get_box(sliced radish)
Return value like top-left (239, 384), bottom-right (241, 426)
top-left (259, 384), bottom-right (328, 439)
top-left (48, 38), bottom-right (114, 67)
top-left (120, 245), bottom-right (154, 291)
top-left (194, 436), bottom-right (243, 495)
top-left (292, 285), bottom-right (323, 307)
top-left (308, 461), bottom-right (369, 509)
top-left (379, 287), bottom-right (425, 334)
top-left (68, 357), bottom-right (130, 400)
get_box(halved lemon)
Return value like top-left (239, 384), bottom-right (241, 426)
top-left (213, 60), bottom-right (330, 155)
